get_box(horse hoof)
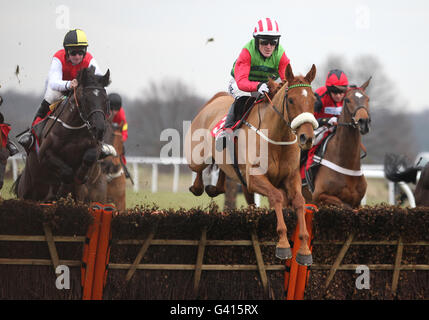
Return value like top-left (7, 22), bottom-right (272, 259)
top-left (205, 185), bottom-right (219, 197)
top-left (189, 186), bottom-right (204, 196)
top-left (275, 247), bottom-right (292, 260)
top-left (296, 253), bottom-right (313, 266)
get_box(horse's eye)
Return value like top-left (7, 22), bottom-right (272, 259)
top-left (288, 98), bottom-right (294, 104)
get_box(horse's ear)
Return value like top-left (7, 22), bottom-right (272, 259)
top-left (101, 69), bottom-right (111, 87)
top-left (304, 64), bottom-right (317, 84)
top-left (77, 68), bottom-right (88, 86)
top-left (361, 76), bottom-right (372, 91)
top-left (285, 63), bottom-right (294, 83)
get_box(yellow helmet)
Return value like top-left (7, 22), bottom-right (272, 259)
top-left (63, 29), bottom-right (89, 48)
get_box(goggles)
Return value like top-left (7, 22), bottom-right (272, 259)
top-left (259, 38), bottom-right (278, 46)
top-left (68, 49), bottom-right (86, 56)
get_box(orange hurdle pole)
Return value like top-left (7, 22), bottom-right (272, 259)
top-left (293, 205), bottom-right (316, 300)
top-left (91, 204), bottom-right (115, 300)
top-left (82, 203), bottom-right (103, 300)
top-left (286, 227), bottom-right (301, 300)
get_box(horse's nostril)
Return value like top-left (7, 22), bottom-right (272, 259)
top-left (299, 134), bottom-right (308, 146)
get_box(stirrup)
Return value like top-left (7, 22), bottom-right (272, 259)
top-left (99, 143), bottom-right (117, 159)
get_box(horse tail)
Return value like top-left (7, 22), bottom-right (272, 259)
top-left (11, 172), bottom-right (22, 197)
top-left (384, 153), bottom-right (419, 184)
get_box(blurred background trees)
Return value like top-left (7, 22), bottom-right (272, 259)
top-left (0, 54), bottom-right (425, 163)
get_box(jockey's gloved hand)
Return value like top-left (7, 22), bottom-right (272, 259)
top-left (257, 82), bottom-right (269, 95)
top-left (317, 118), bottom-right (329, 126)
top-left (328, 117), bottom-right (338, 126)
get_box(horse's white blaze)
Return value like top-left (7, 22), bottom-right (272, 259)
top-left (302, 89), bottom-right (308, 97)
top-left (355, 92), bottom-right (363, 98)
top-left (93, 89), bottom-right (100, 96)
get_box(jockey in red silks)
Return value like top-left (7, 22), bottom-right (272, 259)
top-left (17, 29), bottom-right (115, 158)
top-left (215, 17), bottom-right (290, 151)
top-left (300, 69), bottom-right (349, 177)
top-left (312, 69), bottom-right (349, 144)
top-left (0, 96), bottom-right (18, 156)
top-left (108, 93), bottom-right (128, 164)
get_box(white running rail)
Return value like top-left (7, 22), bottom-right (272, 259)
top-left (7, 156), bottom-right (416, 207)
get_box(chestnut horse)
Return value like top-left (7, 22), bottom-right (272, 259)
top-left (14, 66), bottom-right (110, 201)
top-left (302, 78), bottom-right (372, 208)
top-left (102, 120), bottom-right (126, 212)
top-left (185, 64), bottom-right (318, 265)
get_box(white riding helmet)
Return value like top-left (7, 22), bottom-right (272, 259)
top-left (253, 18), bottom-right (281, 38)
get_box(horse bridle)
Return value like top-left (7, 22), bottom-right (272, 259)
top-left (267, 83), bottom-right (314, 131)
top-left (337, 87), bottom-right (371, 129)
top-left (73, 86), bottom-right (107, 129)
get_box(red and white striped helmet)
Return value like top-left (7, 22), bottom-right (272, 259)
top-left (253, 18), bottom-right (281, 37)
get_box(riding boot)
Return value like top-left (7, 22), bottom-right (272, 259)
top-left (99, 143), bottom-right (117, 160)
top-left (215, 96), bottom-right (250, 152)
top-left (17, 99), bottom-right (50, 152)
top-left (6, 140), bottom-right (20, 156)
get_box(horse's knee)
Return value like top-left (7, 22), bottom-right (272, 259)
top-left (269, 188), bottom-right (284, 206)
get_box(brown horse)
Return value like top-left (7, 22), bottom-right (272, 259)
top-left (185, 64), bottom-right (318, 265)
top-left (102, 119), bottom-right (126, 212)
top-left (303, 79), bottom-right (372, 208)
top-left (14, 66), bottom-right (111, 202)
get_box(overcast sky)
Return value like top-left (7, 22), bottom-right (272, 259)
top-left (1, 0), bottom-right (429, 111)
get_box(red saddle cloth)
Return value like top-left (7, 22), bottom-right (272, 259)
top-left (0, 124), bottom-right (11, 148)
top-left (30, 110), bottom-right (55, 154)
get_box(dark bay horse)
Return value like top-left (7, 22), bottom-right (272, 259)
top-left (14, 66), bottom-right (110, 202)
top-left (185, 64), bottom-right (319, 265)
top-left (384, 153), bottom-right (429, 206)
top-left (302, 78), bottom-right (372, 208)
top-left (102, 119), bottom-right (126, 212)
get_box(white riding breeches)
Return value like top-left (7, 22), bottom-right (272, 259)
top-left (44, 85), bottom-right (65, 104)
top-left (227, 78), bottom-right (259, 100)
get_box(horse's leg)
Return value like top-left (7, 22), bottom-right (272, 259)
top-left (43, 149), bottom-right (75, 184)
top-left (284, 173), bottom-right (312, 266)
top-left (117, 176), bottom-right (126, 212)
top-left (74, 148), bottom-right (98, 185)
top-left (189, 168), bottom-right (205, 196)
top-left (317, 193), bottom-right (351, 209)
top-left (301, 186), bottom-right (313, 204)
top-left (205, 169), bottom-right (226, 197)
top-left (0, 148), bottom-right (9, 190)
top-left (242, 186), bottom-right (255, 205)
top-left (247, 174), bottom-right (291, 260)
